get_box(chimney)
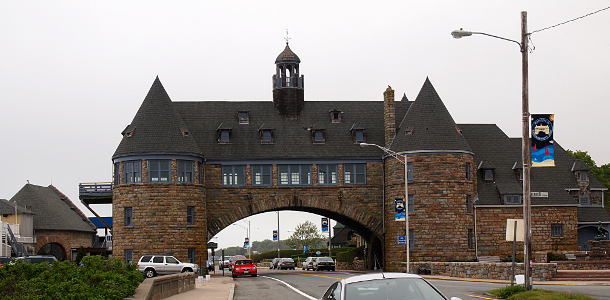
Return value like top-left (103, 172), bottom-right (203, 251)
top-left (383, 86), bottom-right (396, 148)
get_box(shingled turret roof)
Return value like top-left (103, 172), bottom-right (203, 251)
top-left (391, 78), bottom-right (472, 154)
top-left (275, 43), bottom-right (300, 63)
top-left (9, 184), bottom-right (95, 232)
top-left (113, 77), bottom-right (202, 159)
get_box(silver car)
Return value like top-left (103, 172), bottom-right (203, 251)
top-left (320, 272), bottom-right (462, 300)
top-left (303, 256), bottom-right (318, 270)
top-left (277, 258), bottom-right (295, 270)
top-left (137, 254), bottom-right (199, 278)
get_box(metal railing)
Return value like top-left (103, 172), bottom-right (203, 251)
top-left (79, 182), bottom-right (113, 198)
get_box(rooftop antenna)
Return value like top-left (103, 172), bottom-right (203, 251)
top-left (284, 29), bottom-right (291, 45)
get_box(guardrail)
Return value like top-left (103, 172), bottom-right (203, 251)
top-left (79, 182), bottom-right (113, 198)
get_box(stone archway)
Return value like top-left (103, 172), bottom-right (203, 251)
top-left (37, 243), bottom-right (66, 261)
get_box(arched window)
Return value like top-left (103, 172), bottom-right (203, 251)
top-left (38, 243), bottom-right (66, 261)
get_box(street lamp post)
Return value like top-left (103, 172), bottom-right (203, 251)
top-left (451, 11), bottom-right (532, 290)
top-left (360, 142), bottom-right (410, 273)
top-left (233, 222), bottom-right (251, 259)
top-left (277, 211), bottom-right (280, 259)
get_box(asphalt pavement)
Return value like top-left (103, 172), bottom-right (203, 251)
top-left (159, 268), bottom-right (610, 300)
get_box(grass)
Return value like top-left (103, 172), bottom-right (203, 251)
top-left (488, 286), bottom-right (596, 300)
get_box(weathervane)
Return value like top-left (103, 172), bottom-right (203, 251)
top-left (285, 29), bottom-right (291, 45)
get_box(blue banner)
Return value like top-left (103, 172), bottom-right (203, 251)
top-left (531, 114), bottom-right (555, 167)
top-left (321, 218), bottom-right (329, 232)
top-left (273, 230), bottom-right (278, 241)
top-left (244, 237), bottom-right (249, 247)
top-left (303, 245), bottom-right (308, 255)
top-left (395, 199), bottom-right (405, 221)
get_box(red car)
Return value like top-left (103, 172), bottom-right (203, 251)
top-left (232, 259), bottom-right (257, 278)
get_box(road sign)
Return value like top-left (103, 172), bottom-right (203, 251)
top-left (398, 236), bottom-right (406, 245)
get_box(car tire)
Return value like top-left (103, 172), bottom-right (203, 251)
top-left (332, 268), bottom-right (335, 271)
top-left (232, 273), bottom-right (236, 278)
top-left (182, 268), bottom-right (193, 273)
top-left (251, 274), bottom-right (257, 277)
top-left (144, 268), bottom-right (156, 278)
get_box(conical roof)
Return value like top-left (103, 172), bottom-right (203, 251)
top-left (113, 77), bottom-right (202, 159)
top-left (391, 78), bottom-right (472, 153)
top-left (275, 43), bottom-right (300, 63)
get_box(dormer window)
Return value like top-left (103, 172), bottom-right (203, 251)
top-left (353, 129), bottom-right (365, 143)
top-left (238, 111), bottom-right (249, 124)
top-left (484, 169), bottom-right (494, 181)
top-left (261, 129), bottom-right (273, 144)
top-left (330, 109), bottom-right (342, 123)
top-left (181, 129), bottom-right (189, 137)
top-left (313, 130), bottom-right (325, 143)
top-left (504, 195), bottom-right (522, 205)
top-left (218, 129), bottom-right (231, 143)
top-left (478, 160), bottom-right (496, 182)
top-left (579, 171), bottom-right (589, 182)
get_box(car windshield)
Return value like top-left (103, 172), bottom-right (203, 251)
top-left (345, 278), bottom-right (445, 300)
top-left (319, 257), bottom-right (333, 262)
top-left (236, 260), bottom-right (253, 265)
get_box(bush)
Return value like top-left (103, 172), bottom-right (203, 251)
top-left (0, 255), bottom-right (144, 300)
top-left (501, 256), bottom-right (524, 263)
top-left (547, 252), bottom-right (565, 262)
top-left (489, 285), bottom-right (528, 299)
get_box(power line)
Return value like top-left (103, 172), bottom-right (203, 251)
top-left (531, 6), bottom-right (610, 34)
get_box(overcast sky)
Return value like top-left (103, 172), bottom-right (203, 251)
top-left (1, 1), bottom-right (608, 249)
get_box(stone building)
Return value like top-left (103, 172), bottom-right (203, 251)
top-left (107, 43), bottom-right (609, 270)
top-left (5, 184), bottom-right (97, 260)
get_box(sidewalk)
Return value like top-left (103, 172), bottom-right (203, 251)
top-left (162, 274), bottom-right (234, 300)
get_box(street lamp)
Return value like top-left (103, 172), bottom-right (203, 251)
top-left (233, 221), bottom-right (251, 259)
top-left (360, 142), bottom-right (410, 273)
top-left (451, 11), bottom-right (532, 290)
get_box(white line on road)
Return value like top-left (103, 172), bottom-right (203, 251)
top-left (261, 275), bottom-right (318, 300)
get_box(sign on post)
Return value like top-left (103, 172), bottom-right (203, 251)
top-left (398, 236), bottom-right (406, 245)
top-left (506, 219), bottom-right (524, 241)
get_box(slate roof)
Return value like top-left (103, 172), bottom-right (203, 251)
top-left (8, 184), bottom-right (96, 232)
top-left (113, 77), bottom-right (202, 159)
top-left (460, 124), bottom-right (606, 206)
top-left (391, 78), bottom-right (472, 154)
top-left (275, 43), bottom-right (300, 63)
top-left (173, 99), bottom-right (411, 161)
top-left (578, 207), bottom-right (610, 223)
top-left (0, 198), bottom-right (34, 215)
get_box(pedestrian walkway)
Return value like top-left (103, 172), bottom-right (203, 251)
top-left (162, 274), bottom-right (234, 300)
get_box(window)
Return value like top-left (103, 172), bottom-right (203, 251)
top-left (222, 165), bottom-right (245, 186)
top-left (353, 130), bottom-right (365, 143)
top-left (125, 250), bottom-right (133, 264)
top-left (407, 163), bottom-right (413, 182)
top-left (149, 160), bottom-right (170, 183)
top-left (466, 163), bottom-right (470, 180)
top-left (114, 162), bottom-right (120, 185)
top-left (484, 169), bottom-right (494, 181)
top-left (238, 111), bottom-right (249, 124)
top-left (344, 164), bottom-right (366, 184)
top-left (579, 195), bottom-right (590, 206)
top-left (408, 195), bottom-right (414, 213)
top-left (504, 195), bottom-right (522, 205)
top-left (331, 111), bottom-right (342, 123)
top-left (318, 164), bottom-right (338, 185)
top-left (323, 282), bottom-right (342, 300)
top-left (409, 229), bottom-right (414, 250)
top-left (313, 130), bottom-right (325, 143)
top-left (466, 195), bottom-right (471, 213)
top-left (551, 224), bottom-right (563, 237)
top-left (278, 165), bottom-right (311, 185)
top-left (125, 207), bottom-right (133, 226)
top-left (252, 165), bottom-right (272, 186)
top-left (261, 130), bottom-right (273, 143)
top-left (579, 172), bottom-right (589, 182)
top-left (468, 229), bottom-right (473, 249)
top-left (124, 160), bottom-right (142, 183)
top-left (178, 160), bottom-right (194, 183)
top-left (187, 206), bottom-right (194, 225)
top-left (219, 129), bottom-right (231, 143)
top-left (188, 249), bottom-right (195, 264)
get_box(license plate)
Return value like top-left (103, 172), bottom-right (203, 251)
top-left (244, 271), bottom-right (249, 274)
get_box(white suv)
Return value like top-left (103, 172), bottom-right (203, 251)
top-left (137, 254), bottom-right (199, 278)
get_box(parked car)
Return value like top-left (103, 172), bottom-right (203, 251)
top-left (270, 258), bottom-right (280, 269)
top-left (277, 258), bottom-right (295, 270)
top-left (302, 257), bottom-right (318, 271)
top-left (0, 256), bottom-right (13, 267)
top-left (137, 254), bottom-right (199, 278)
top-left (228, 255), bottom-right (246, 271)
top-left (15, 255), bottom-right (58, 264)
top-left (231, 259), bottom-right (257, 278)
top-left (220, 257), bottom-right (230, 270)
top-left (314, 256), bottom-right (335, 271)
top-left (320, 272), bottom-right (461, 300)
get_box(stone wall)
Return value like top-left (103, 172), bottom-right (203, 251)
top-left (475, 206), bottom-right (579, 258)
top-left (130, 272), bottom-right (196, 300)
top-left (35, 230), bottom-right (95, 260)
top-left (406, 261), bottom-right (557, 281)
top-left (384, 154), bottom-right (476, 271)
top-left (553, 260), bottom-right (610, 270)
top-left (336, 259), bottom-right (366, 271)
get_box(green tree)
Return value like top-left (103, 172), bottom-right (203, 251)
top-left (567, 150), bottom-right (610, 211)
top-left (285, 220), bottom-right (327, 251)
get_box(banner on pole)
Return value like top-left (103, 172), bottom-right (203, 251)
top-left (321, 217), bottom-right (329, 232)
top-left (395, 198), bottom-right (405, 221)
top-left (531, 114), bottom-right (555, 167)
top-left (244, 237), bottom-right (249, 247)
top-left (273, 230), bottom-right (278, 241)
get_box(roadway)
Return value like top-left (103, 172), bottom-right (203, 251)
top-left (218, 268), bottom-right (610, 300)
